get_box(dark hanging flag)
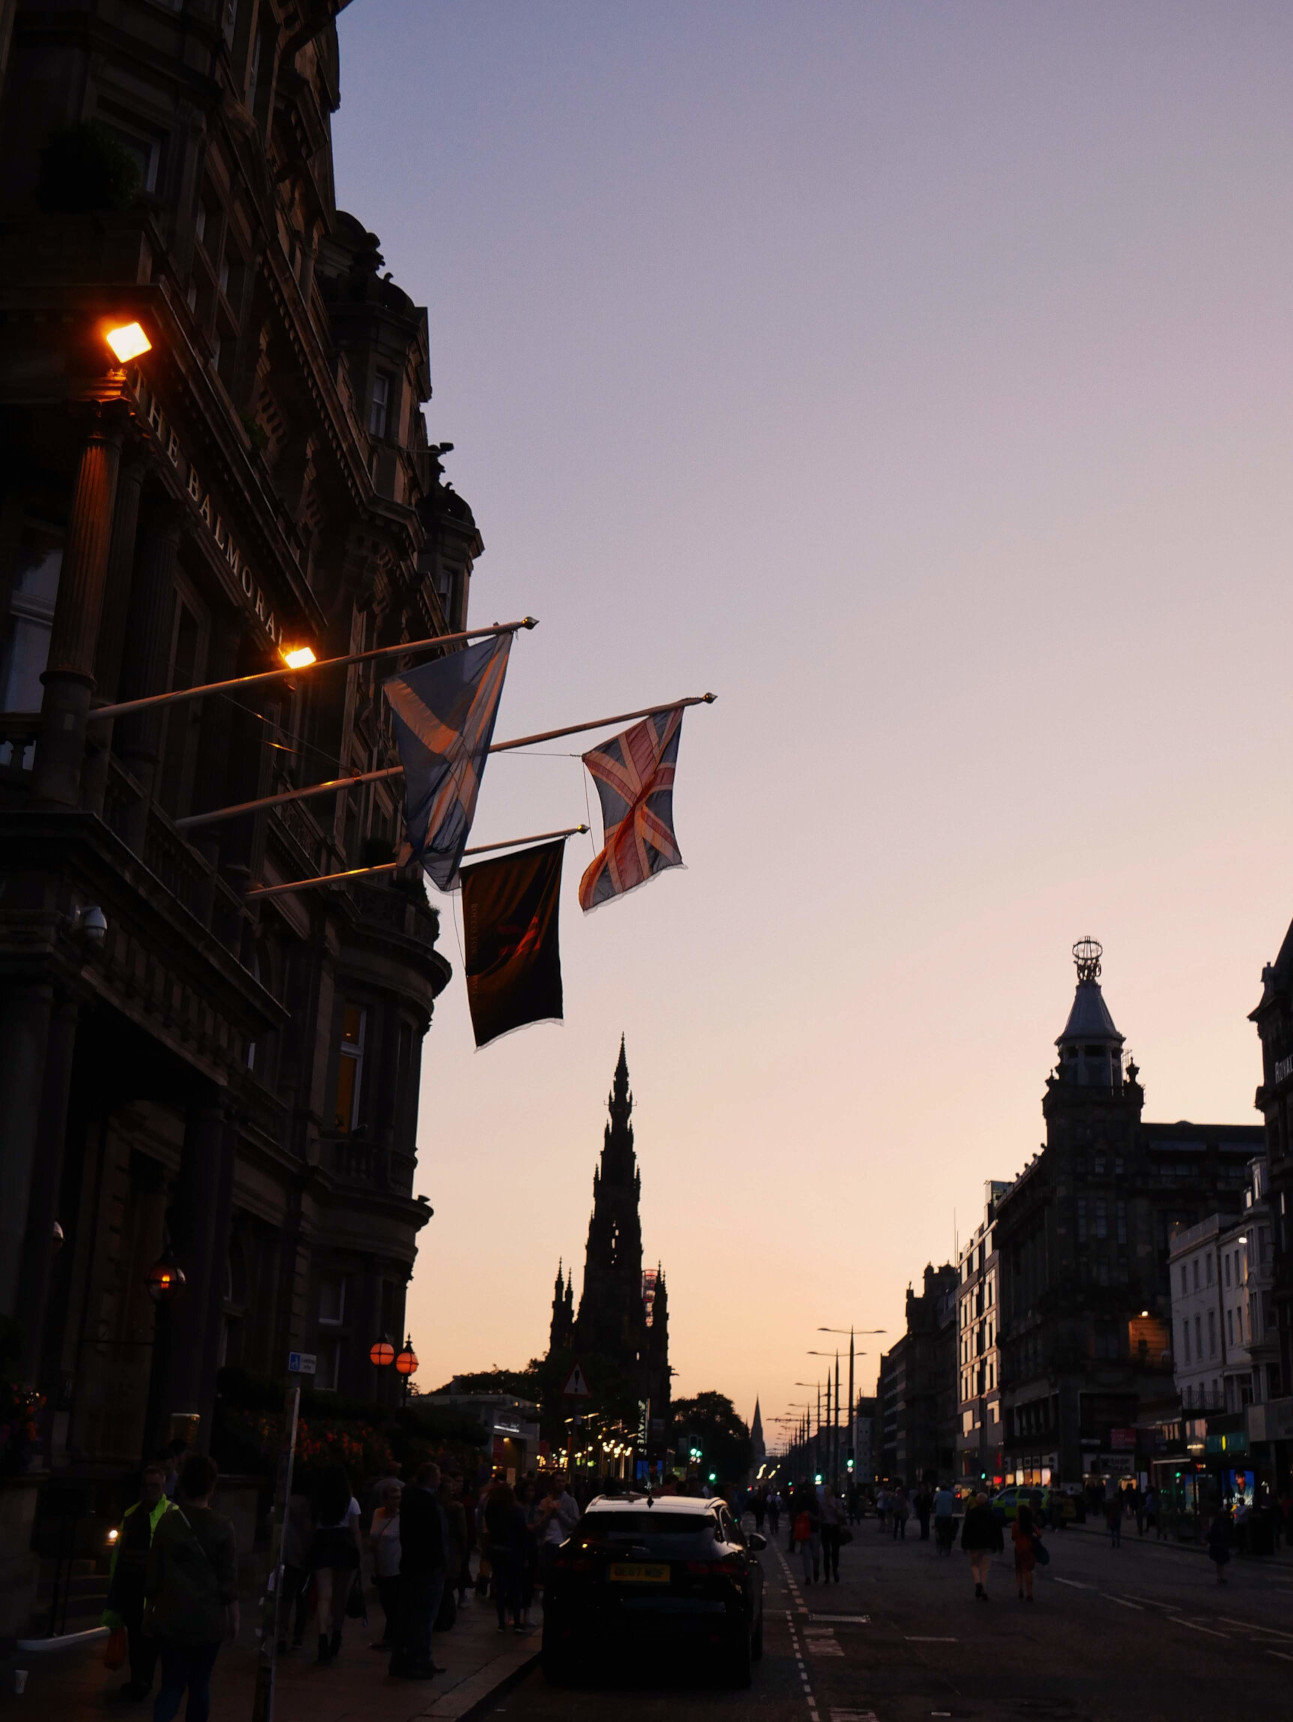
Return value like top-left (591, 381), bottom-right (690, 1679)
top-left (578, 706), bottom-right (684, 911)
top-left (383, 633), bottom-right (511, 890)
top-left (461, 838), bottom-right (565, 1048)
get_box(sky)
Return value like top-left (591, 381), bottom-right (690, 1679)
top-left (331, 0), bottom-right (1293, 1446)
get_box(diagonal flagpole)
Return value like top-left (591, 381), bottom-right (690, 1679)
top-left (173, 692), bottom-right (716, 832)
top-left (244, 825), bottom-right (590, 899)
top-left (86, 618), bottom-right (538, 724)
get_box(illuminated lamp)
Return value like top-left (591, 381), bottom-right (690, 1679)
top-left (105, 321), bottom-right (151, 364)
top-left (369, 1340), bottom-right (396, 1368)
top-left (395, 1337), bottom-right (418, 1378)
top-left (146, 1255), bottom-right (186, 1303)
top-left (281, 646), bottom-right (317, 670)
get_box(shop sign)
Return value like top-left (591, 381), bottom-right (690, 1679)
top-left (1108, 1427), bottom-right (1137, 1451)
top-left (1204, 1430), bottom-right (1248, 1456)
top-left (133, 378), bottom-right (286, 649)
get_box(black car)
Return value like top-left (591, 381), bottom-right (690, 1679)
top-left (542, 1493), bottom-right (765, 1687)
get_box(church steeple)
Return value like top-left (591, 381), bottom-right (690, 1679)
top-left (1054, 938), bottom-right (1125, 1089)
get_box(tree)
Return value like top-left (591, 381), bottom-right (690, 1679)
top-left (671, 1391), bottom-right (751, 1485)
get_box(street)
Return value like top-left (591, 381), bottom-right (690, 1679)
top-left (500, 1521), bottom-right (1293, 1722)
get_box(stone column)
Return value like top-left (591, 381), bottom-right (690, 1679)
top-left (0, 984), bottom-right (55, 1316)
top-left (32, 407), bottom-right (125, 806)
top-left (81, 454), bottom-right (145, 816)
top-left (14, 992), bottom-right (80, 1378)
top-left (162, 1096), bottom-right (236, 1450)
top-left (117, 503), bottom-right (184, 851)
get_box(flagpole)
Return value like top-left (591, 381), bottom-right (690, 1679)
top-left (172, 692), bottom-right (717, 833)
top-left (244, 825), bottom-right (590, 899)
top-left (86, 618), bottom-right (537, 724)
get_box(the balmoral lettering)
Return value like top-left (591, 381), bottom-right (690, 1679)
top-left (132, 378), bottom-right (285, 648)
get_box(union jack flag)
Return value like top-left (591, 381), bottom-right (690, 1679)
top-left (578, 707), bottom-right (684, 911)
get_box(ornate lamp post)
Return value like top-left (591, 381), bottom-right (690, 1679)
top-left (394, 1336), bottom-right (419, 1403)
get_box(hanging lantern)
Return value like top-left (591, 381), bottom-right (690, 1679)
top-left (146, 1256), bottom-right (186, 1302)
top-left (369, 1339), bottom-right (396, 1368)
top-left (394, 1337), bottom-right (418, 1378)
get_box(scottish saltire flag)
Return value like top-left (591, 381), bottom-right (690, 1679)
top-left (578, 707), bottom-right (684, 911)
top-left (383, 634), bottom-right (511, 890)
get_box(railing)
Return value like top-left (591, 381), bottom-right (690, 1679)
top-left (350, 879), bottom-right (441, 950)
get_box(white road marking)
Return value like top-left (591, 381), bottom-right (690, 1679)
top-left (811, 1613), bottom-right (871, 1624)
top-left (1106, 1596), bottom-right (1144, 1610)
top-left (1173, 1620), bottom-right (1229, 1638)
top-left (1267, 1651), bottom-right (1293, 1663)
top-left (1052, 1577), bottom-right (1091, 1589)
top-left (829, 1712), bottom-right (879, 1721)
top-left (905, 1635), bottom-right (957, 1642)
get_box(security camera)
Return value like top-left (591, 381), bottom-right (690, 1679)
top-left (72, 904), bottom-right (108, 949)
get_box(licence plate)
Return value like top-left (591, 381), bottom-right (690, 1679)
top-left (608, 1562), bottom-right (670, 1584)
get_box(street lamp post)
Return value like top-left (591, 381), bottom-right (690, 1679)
top-left (818, 1328), bottom-right (887, 1482)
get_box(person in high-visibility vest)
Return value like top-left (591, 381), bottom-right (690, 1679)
top-left (103, 1463), bottom-right (172, 1699)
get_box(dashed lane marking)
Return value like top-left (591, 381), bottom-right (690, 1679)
top-left (1105, 1595), bottom-right (1144, 1609)
top-left (1173, 1620), bottom-right (1229, 1638)
top-left (829, 1712), bottom-right (879, 1721)
top-left (905, 1635), bottom-right (957, 1642)
top-left (1051, 1577), bottom-right (1091, 1588)
top-left (1216, 1618), bottom-right (1293, 1641)
top-left (811, 1613), bottom-right (871, 1624)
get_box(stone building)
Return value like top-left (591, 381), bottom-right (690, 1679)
top-left (876, 1263), bottom-right (957, 1485)
top-left (0, 0), bottom-right (481, 1624)
top-left (548, 1041), bottom-right (671, 1455)
top-left (1249, 918), bottom-right (1293, 1410)
top-left (955, 1180), bottom-right (1010, 1487)
top-left (995, 941), bottom-right (1261, 1485)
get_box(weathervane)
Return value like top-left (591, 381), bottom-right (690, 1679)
top-left (1073, 936), bottom-right (1102, 983)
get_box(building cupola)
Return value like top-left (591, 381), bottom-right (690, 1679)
top-left (1055, 937), bottom-right (1124, 1088)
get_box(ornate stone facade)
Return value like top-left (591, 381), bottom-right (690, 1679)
top-left (0, 0), bottom-right (478, 1544)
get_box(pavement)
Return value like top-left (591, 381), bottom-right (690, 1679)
top-left (0, 1581), bottom-right (538, 1720)
top-left (497, 1514), bottom-right (1293, 1722)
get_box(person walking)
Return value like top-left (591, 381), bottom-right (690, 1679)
top-left (145, 1453), bottom-right (238, 1722)
top-left (1141, 1486), bottom-right (1158, 1541)
top-left (960, 1491), bottom-right (1003, 1602)
top-left (390, 1462), bottom-right (446, 1679)
top-left (1105, 1486), bottom-right (1123, 1550)
top-left (915, 1484), bottom-right (932, 1541)
top-left (308, 1466), bottom-right (362, 1663)
top-left (484, 1479), bottom-right (529, 1633)
top-left (103, 1462), bottom-right (172, 1701)
top-left (891, 1485), bottom-right (911, 1541)
top-left (1012, 1503), bottom-right (1038, 1602)
top-left (368, 1480), bottom-right (403, 1651)
top-left (1208, 1509), bottom-right (1232, 1584)
top-left (766, 1489), bottom-right (781, 1539)
top-left (817, 1483), bottom-right (844, 1584)
top-left (792, 1486), bottom-right (821, 1585)
top-left (439, 1475), bottom-right (469, 1619)
top-left (933, 1482), bottom-right (956, 1556)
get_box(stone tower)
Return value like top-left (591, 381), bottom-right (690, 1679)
top-left (574, 1037), bottom-right (647, 1359)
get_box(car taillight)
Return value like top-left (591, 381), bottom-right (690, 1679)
top-left (685, 1556), bottom-right (743, 1575)
top-left (554, 1552), bottom-right (597, 1572)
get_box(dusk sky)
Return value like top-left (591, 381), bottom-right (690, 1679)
top-left (332, 1), bottom-right (1293, 1443)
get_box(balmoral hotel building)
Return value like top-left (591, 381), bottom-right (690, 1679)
top-left (0, 0), bottom-right (479, 1582)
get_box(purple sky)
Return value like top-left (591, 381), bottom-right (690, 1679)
top-left (333, 1), bottom-right (1293, 1438)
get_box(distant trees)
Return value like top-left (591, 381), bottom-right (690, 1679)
top-left (671, 1391), bottom-right (751, 1484)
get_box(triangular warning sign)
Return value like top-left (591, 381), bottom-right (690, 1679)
top-left (562, 1362), bottom-right (591, 1398)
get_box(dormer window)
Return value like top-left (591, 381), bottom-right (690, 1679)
top-left (369, 371), bottom-right (392, 439)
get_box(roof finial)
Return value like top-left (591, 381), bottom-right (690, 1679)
top-left (1073, 936), bottom-right (1102, 984)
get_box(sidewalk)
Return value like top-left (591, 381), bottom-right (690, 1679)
top-left (1, 1585), bottom-right (539, 1720)
top-left (1068, 1517), bottom-right (1293, 1567)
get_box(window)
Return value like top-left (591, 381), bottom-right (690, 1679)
top-left (1195, 1314), bottom-right (1202, 1358)
top-left (1094, 1200), bottom-right (1108, 1240)
top-left (1206, 1254), bottom-right (1213, 1285)
top-left (1180, 1265), bottom-right (1187, 1296)
top-left (334, 1005), bottom-right (365, 1129)
top-left (316, 1337), bottom-right (342, 1392)
top-left (1116, 1201), bottom-right (1126, 1245)
top-left (1227, 1308), bottom-right (1234, 1346)
top-left (1224, 1254), bottom-right (1231, 1288)
top-left (318, 1275), bottom-right (346, 1326)
top-left (1207, 1309), bottom-right (1217, 1357)
top-left (1182, 1321), bottom-right (1191, 1363)
top-left (1, 521), bottom-right (63, 711)
top-left (1193, 1259), bottom-right (1200, 1292)
top-left (369, 371), bottom-right (392, 439)
top-left (1077, 1199), bottom-right (1087, 1243)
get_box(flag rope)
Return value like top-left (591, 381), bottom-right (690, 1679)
top-left (244, 825), bottom-right (589, 899)
top-left (173, 692), bottom-right (716, 832)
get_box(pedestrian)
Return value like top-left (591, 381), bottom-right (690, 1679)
top-left (145, 1452), bottom-right (238, 1722)
top-left (277, 1481), bottom-right (313, 1655)
top-left (1207, 1509), bottom-right (1232, 1585)
top-left (368, 1480), bottom-right (403, 1650)
top-left (308, 1465), bottom-right (362, 1663)
top-left (1105, 1488), bottom-right (1123, 1549)
top-left (484, 1479), bottom-right (528, 1632)
top-left (817, 1482), bottom-right (844, 1583)
top-left (892, 1485), bottom-right (910, 1541)
top-left (960, 1491), bottom-right (1003, 1602)
top-left (439, 1475), bottom-right (469, 1617)
top-left (933, 1481), bottom-right (956, 1556)
top-left (766, 1489), bottom-right (781, 1538)
top-left (103, 1461), bottom-right (172, 1701)
top-left (1012, 1503), bottom-right (1038, 1602)
top-left (915, 1484), bottom-right (932, 1541)
top-left (875, 1486), bottom-right (889, 1532)
top-left (390, 1461), bottom-right (446, 1680)
top-left (752, 1489), bottom-right (767, 1533)
top-left (792, 1486), bottom-right (821, 1584)
top-left (1141, 1485), bottom-right (1157, 1540)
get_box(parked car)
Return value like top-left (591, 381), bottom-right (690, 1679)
top-left (992, 1485), bottom-right (1077, 1529)
top-left (542, 1493), bottom-right (765, 1687)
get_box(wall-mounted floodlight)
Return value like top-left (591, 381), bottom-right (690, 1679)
top-left (105, 322), bottom-right (151, 363)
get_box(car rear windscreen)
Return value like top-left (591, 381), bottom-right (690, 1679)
top-left (579, 1512), bottom-right (713, 1539)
